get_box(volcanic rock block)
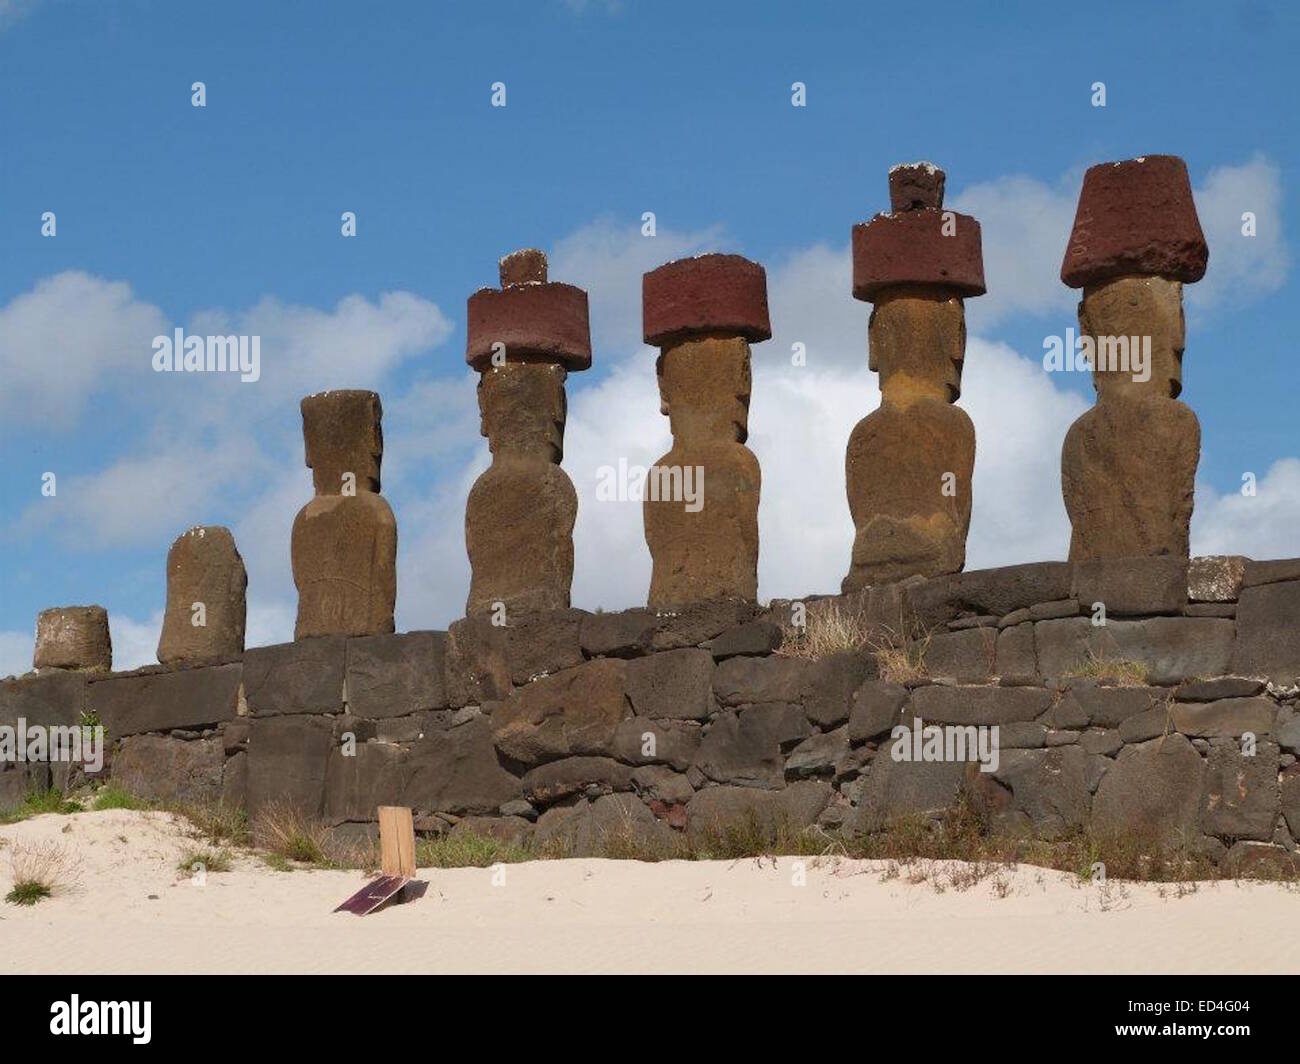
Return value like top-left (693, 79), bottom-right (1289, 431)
top-left (844, 165), bottom-right (985, 590)
top-left (291, 390), bottom-right (397, 639)
top-left (1059, 156), bottom-right (1207, 561)
top-left (464, 250), bottom-right (591, 616)
top-left (33, 605), bottom-right (112, 671)
top-left (157, 526), bottom-right (247, 664)
top-left (642, 254), bottom-right (770, 606)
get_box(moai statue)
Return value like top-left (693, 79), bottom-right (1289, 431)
top-left (641, 254), bottom-right (771, 606)
top-left (843, 163), bottom-right (986, 591)
top-left (463, 249), bottom-right (591, 617)
top-left (33, 606), bottom-right (112, 671)
top-left (290, 390), bottom-right (397, 638)
top-left (1060, 155), bottom-right (1208, 560)
top-left (157, 526), bottom-right (247, 664)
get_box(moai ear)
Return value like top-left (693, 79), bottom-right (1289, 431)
top-left (656, 352), bottom-right (670, 415)
top-left (867, 307), bottom-right (879, 373)
top-left (477, 376), bottom-right (491, 438)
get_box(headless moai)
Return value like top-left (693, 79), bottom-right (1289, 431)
top-left (33, 606), bottom-right (112, 671)
top-left (843, 164), bottom-right (986, 591)
top-left (157, 526), bottom-right (247, 664)
top-left (291, 390), bottom-right (397, 639)
top-left (1059, 155), bottom-right (1208, 560)
top-left (641, 254), bottom-right (771, 606)
top-left (463, 249), bottom-right (591, 617)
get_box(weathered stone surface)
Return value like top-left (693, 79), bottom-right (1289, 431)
top-left (1187, 555), bottom-right (1247, 602)
top-left (1232, 582), bottom-right (1300, 684)
top-left (491, 659), bottom-right (629, 766)
top-left (1078, 728), bottom-right (1123, 756)
top-left (992, 746), bottom-right (1090, 839)
top-left (110, 735), bottom-right (224, 806)
top-left (692, 705), bottom-right (809, 789)
top-left (344, 631), bottom-right (447, 718)
top-left (1064, 684), bottom-right (1167, 727)
top-left (1035, 617), bottom-right (1233, 685)
top-left (1281, 768), bottom-right (1300, 838)
top-left (451, 814), bottom-right (534, 848)
top-left (1242, 558), bottom-right (1300, 589)
top-left (843, 754), bottom-right (967, 834)
top-left (1117, 704), bottom-right (1173, 744)
top-left (1070, 556), bottom-right (1187, 616)
top-left (630, 764), bottom-right (695, 804)
top-left (444, 616), bottom-right (511, 707)
top-left (922, 628), bottom-right (997, 683)
top-left (0, 672), bottom-right (86, 728)
top-left (465, 263), bottom-right (591, 371)
top-left (34, 605), bottom-right (112, 671)
top-left (535, 793), bottom-right (677, 856)
top-left (642, 254), bottom-right (772, 348)
top-left (502, 608), bottom-right (585, 684)
top-left (713, 654), bottom-right (807, 706)
top-left (1199, 742), bottom-right (1277, 841)
top-left (848, 680), bottom-right (908, 742)
top-left (245, 715), bottom-right (335, 815)
top-left (852, 208), bottom-right (986, 299)
top-left (157, 526), bottom-right (247, 665)
top-left (651, 598), bottom-right (758, 650)
top-left (644, 334), bottom-right (762, 605)
top-left (324, 741), bottom-right (409, 823)
top-left (1000, 722), bottom-right (1049, 748)
top-left (292, 491), bottom-right (397, 639)
top-left (1175, 677), bottom-right (1264, 701)
top-left (88, 663), bottom-right (242, 740)
top-left (1278, 708), bottom-right (1300, 755)
top-left (1185, 603), bottom-right (1236, 618)
top-left (625, 648), bottom-right (714, 720)
top-left (610, 716), bottom-right (702, 771)
top-left (1223, 841), bottom-right (1299, 879)
top-left (1168, 698), bottom-right (1274, 738)
top-left (710, 620), bottom-right (782, 659)
top-left (1061, 155), bottom-right (1208, 288)
top-left (1093, 733), bottom-right (1205, 847)
top-left (520, 756), bottom-right (634, 805)
top-left (405, 716), bottom-right (521, 814)
top-left (221, 750), bottom-right (247, 809)
top-left (995, 623), bottom-right (1037, 685)
top-left (910, 685), bottom-right (1052, 725)
top-left (949, 613), bottom-right (998, 630)
top-left (580, 609), bottom-right (658, 658)
top-left (921, 563), bottom-right (1075, 621)
top-left (685, 780), bottom-right (832, 839)
top-left (801, 652), bottom-right (875, 728)
top-left (243, 638), bottom-right (345, 717)
top-left (785, 727), bottom-right (849, 779)
top-left (888, 161), bottom-right (946, 213)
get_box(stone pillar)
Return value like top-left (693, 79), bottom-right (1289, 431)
top-left (463, 249), bottom-right (591, 616)
top-left (1060, 155), bottom-right (1208, 561)
top-left (157, 526), bottom-right (247, 664)
top-left (843, 163), bottom-right (987, 591)
top-left (641, 254), bottom-right (771, 606)
top-left (34, 606), bottom-right (112, 671)
top-left (291, 390), bottom-right (397, 638)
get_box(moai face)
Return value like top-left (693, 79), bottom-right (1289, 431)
top-left (1079, 275), bottom-right (1185, 400)
top-left (302, 391), bottom-right (383, 494)
top-left (656, 337), bottom-right (752, 445)
top-left (478, 361), bottom-right (568, 462)
top-left (868, 286), bottom-right (965, 405)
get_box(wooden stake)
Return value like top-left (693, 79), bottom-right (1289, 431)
top-left (378, 806), bottom-right (416, 879)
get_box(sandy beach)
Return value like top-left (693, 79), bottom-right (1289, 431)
top-left (0, 809), bottom-right (1293, 975)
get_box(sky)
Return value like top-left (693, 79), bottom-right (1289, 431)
top-left (0, 0), bottom-right (1296, 675)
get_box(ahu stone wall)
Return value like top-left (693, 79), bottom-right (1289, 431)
top-left (4, 555), bottom-right (1298, 871)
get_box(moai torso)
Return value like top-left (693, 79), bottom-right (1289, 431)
top-left (33, 606), bottom-right (112, 671)
top-left (291, 390), bottom-right (397, 639)
top-left (641, 254), bottom-right (771, 607)
top-left (843, 165), bottom-right (986, 591)
top-left (157, 525), bottom-right (247, 663)
top-left (463, 249), bottom-right (591, 618)
top-left (1059, 156), bottom-right (1209, 561)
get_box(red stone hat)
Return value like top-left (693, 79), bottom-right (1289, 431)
top-left (642, 253), bottom-right (772, 348)
top-left (1060, 154), bottom-right (1208, 288)
top-left (852, 164), bottom-right (986, 301)
top-left (465, 249), bottom-right (592, 371)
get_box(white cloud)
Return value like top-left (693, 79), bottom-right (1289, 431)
top-left (1192, 458), bottom-right (1300, 559)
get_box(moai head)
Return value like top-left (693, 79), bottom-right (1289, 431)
top-left (465, 248), bottom-right (591, 462)
top-left (301, 390), bottom-right (383, 495)
top-left (1061, 155), bottom-right (1207, 401)
top-left (33, 605), bottom-right (112, 671)
top-left (852, 164), bottom-right (985, 405)
top-left (642, 253), bottom-right (771, 444)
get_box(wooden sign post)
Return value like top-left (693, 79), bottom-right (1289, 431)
top-left (333, 806), bottom-right (418, 916)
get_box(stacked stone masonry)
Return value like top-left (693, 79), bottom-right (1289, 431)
top-left (6, 555), bottom-right (1299, 872)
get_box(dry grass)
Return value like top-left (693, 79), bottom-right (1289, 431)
top-left (868, 623), bottom-right (931, 684)
top-left (1063, 650), bottom-right (1150, 687)
top-left (5, 840), bottom-right (77, 905)
top-left (778, 599), bottom-right (876, 659)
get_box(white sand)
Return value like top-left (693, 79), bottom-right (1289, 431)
top-left (0, 809), bottom-right (1294, 974)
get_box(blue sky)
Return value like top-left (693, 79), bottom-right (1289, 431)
top-left (1, 0), bottom-right (1296, 673)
